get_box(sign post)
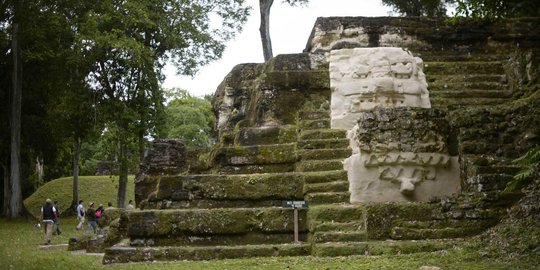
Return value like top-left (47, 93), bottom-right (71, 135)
top-left (282, 200), bottom-right (308, 244)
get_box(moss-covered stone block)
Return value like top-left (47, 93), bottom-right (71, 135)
top-left (101, 208), bottom-right (123, 227)
top-left (302, 170), bottom-right (348, 184)
top-left (298, 129), bottom-right (347, 140)
top-left (131, 232), bottom-right (306, 247)
top-left (311, 242), bottom-right (368, 257)
top-left (172, 173), bottom-right (304, 200)
top-left (308, 204), bottom-right (366, 225)
top-left (366, 239), bottom-right (456, 255)
top-left (214, 144), bottom-right (297, 166)
top-left (126, 207), bottom-right (307, 238)
top-left (298, 149), bottom-right (351, 160)
top-left (304, 180), bottom-right (349, 194)
top-left (235, 125), bottom-right (297, 146)
top-left (297, 138), bottom-right (350, 150)
top-left (296, 159), bottom-right (344, 172)
top-left (364, 202), bottom-right (437, 240)
top-left (305, 192), bottom-right (350, 205)
top-left (217, 163), bottom-right (296, 174)
top-left (298, 119), bottom-right (330, 130)
top-left (310, 221), bottom-right (365, 232)
top-left (103, 243), bottom-right (311, 264)
top-left (311, 231), bottom-right (367, 243)
top-left (68, 235), bottom-right (91, 251)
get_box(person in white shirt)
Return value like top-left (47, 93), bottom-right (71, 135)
top-left (76, 200), bottom-right (85, 230)
top-left (127, 200), bottom-right (134, 210)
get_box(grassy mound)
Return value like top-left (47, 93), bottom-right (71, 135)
top-left (24, 175), bottom-right (135, 219)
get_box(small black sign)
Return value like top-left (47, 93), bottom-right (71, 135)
top-left (282, 200), bottom-right (308, 209)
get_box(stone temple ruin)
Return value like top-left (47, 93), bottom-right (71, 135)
top-left (93, 17), bottom-right (539, 263)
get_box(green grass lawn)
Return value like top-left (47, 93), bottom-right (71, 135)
top-left (0, 218), bottom-right (538, 270)
top-left (23, 175), bottom-right (135, 219)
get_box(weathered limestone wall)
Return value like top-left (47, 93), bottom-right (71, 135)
top-left (135, 139), bottom-right (186, 208)
top-left (304, 17), bottom-right (540, 58)
top-left (212, 54), bottom-right (329, 140)
top-left (346, 108), bottom-right (460, 202)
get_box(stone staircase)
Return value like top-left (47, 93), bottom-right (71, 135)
top-left (296, 110), bottom-right (351, 205)
top-left (425, 60), bottom-right (511, 109)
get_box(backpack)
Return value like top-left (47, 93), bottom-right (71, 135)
top-left (95, 209), bottom-right (102, 218)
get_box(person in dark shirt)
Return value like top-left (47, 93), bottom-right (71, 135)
top-left (85, 202), bottom-right (97, 235)
top-left (41, 199), bottom-right (57, 245)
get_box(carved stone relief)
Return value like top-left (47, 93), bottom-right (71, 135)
top-left (330, 47), bottom-right (430, 130)
top-left (329, 48), bottom-right (460, 202)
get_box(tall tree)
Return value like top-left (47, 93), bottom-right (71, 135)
top-left (382, 0), bottom-right (451, 17)
top-left (79, 0), bottom-right (249, 207)
top-left (258, 0), bottom-right (308, 61)
top-left (454, 0), bottom-right (539, 18)
top-left (8, 1), bottom-right (23, 218)
top-left (163, 88), bottom-right (215, 147)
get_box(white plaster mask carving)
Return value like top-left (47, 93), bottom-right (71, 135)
top-left (330, 47), bottom-right (430, 130)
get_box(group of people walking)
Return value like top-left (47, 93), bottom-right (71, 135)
top-left (76, 200), bottom-right (107, 235)
top-left (40, 198), bottom-right (135, 245)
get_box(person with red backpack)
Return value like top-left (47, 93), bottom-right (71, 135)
top-left (95, 204), bottom-right (104, 226)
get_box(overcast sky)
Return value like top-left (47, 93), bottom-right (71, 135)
top-left (162, 0), bottom-right (392, 97)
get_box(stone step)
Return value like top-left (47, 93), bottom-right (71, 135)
top-left (304, 180), bottom-right (349, 194)
top-left (311, 239), bottom-right (457, 257)
top-left (130, 232), bottom-right (307, 247)
top-left (303, 170), bottom-right (348, 184)
top-left (298, 129), bottom-right (347, 140)
top-left (297, 138), bottom-right (350, 150)
top-left (390, 226), bottom-right (488, 240)
top-left (428, 81), bottom-right (507, 91)
top-left (423, 61), bottom-right (504, 75)
top-left (308, 204), bottom-right (365, 224)
top-left (466, 164), bottom-right (521, 175)
top-left (417, 52), bottom-right (507, 62)
top-left (154, 173), bottom-right (303, 203)
top-left (309, 221), bottom-right (365, 232)
top-left (430, 97), bottom-right (509, 108)
top-left (214, 143), bottom-right (297, 166)
top-left (298, 119), bottom-right (330, 130)
top-left (124, 207), bottom-right (307, 239)
top-left (311, 231), bottom-right (367, 243)
top-left (305, 192), bottom-right (350, 205)
top-left (235, 125), bottom-right (297, 146)
top-left (298, 148), bottom-right (351, 160)
top-left (298, 111), bottom-right (330, 121)
top-left (218, 163), bottom-right (295, 174)
top-left (296, 159), bottom-right (344, 172)
top-left (464, 173), bottom-right (515, 192)
top-left (429, 90), bottom-right (512, 99)
top-left (427, 74), bottom-right (506, 84)
top-left (103, 243), bottom-right (311, 264)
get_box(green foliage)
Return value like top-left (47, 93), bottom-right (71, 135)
top-left (23, 175), bottom-right (135, 219)
top-left (382, 0), bottom-right (451, 16)
top-left (163, 88), bottom-right (215, 147)
top-left (506, 145), bottom-right (540, 191)
top-left (454, 0), bottom-right (540, 18)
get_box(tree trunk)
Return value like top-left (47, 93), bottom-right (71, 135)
top-left (71, 137), bottom-right (81, 212)
top-left (259, 0), bottom-right (274, 61)
top-left (2, 162), bottom-right (9, 216)
top-left (138, 132), bottom-right (145, 163)
top-left (117, 133), bottom-right (128, 208)
top-left (9, 22), bottom-right (23, 219)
